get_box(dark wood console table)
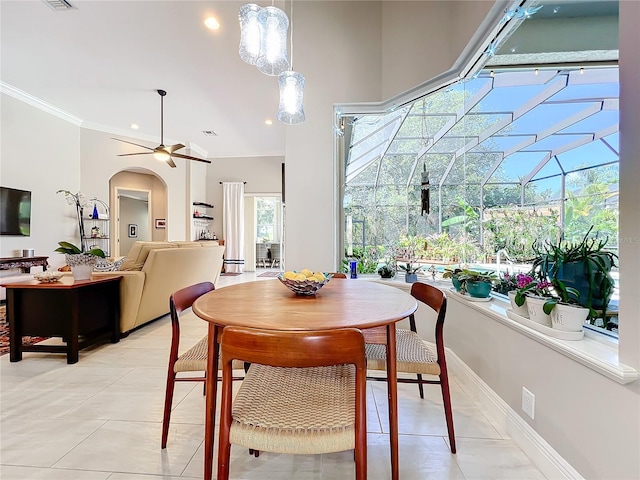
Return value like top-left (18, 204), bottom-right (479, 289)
top-left (0, 256), bottom-right (48, 273)
top-left (2, 275), bottom-right (121, 364)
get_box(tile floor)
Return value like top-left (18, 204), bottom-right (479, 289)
top-left (0, 270), bottom-right (546, 479)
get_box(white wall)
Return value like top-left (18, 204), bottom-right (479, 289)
top-left (618, 0), bottom-right (640, 373)
top-left (80, 128), bottom-right (185, 242)
top-left (442, 298), bottom-right (640, 480)
top-left (0, 94), bottom-right (80, 270)
top-left (109, 170), bottom-right (166, 254)
top-left (188, 159), bottom-right (208, 241)
top-left (285, 1), bottom-right (383, 272)
top-left (381, 1), bottom-right (493, 99)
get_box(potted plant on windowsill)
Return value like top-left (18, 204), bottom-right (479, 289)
top-left (55, 241), bottom-right (105, 280)
top-left (377, 263), bottom-right (396, 279)
top-left (457, 270), bottom-right (497, 298)
top-left (443, 267), bottom-right (463, 292)
top-left (398, 262), bottom-right (421, 283)
top-left (516, 279), bottom-right (554, 326)
top-left (542, 279), bottom-right (589, 332)
top-left (502, 273), bottom-right (533, 318)
top-left (531, 226), bottom-right (617, 318)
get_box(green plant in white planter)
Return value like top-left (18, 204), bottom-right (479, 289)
top-left (543, 279), bottom-right (589, 332)
top-left (55, 241), bottom-right (105, 280)
top-left (531, 226), bottom-right (618, 318)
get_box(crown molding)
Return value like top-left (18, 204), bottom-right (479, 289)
top-left (0, 81), bottom-right (83, 126)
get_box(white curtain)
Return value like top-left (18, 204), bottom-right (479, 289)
top-left (222, 182), bottom-right (245, 273)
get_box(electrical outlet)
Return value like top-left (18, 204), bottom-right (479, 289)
top-left (522, 387), bottom-right (535, 419)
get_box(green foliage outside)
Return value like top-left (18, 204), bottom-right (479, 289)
top-left (483, 207), bottom-right (560, 262)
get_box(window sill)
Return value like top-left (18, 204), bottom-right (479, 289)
top-left (363, 276), bottom-right (639, 385)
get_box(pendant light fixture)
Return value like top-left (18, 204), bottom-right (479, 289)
top-left (256, 5), bottom-right (289, 76)
top-left (238, 3), bottom-right (262, 65)
top-left (277, 0), bottom-right (305, 124)
top-left (277, 71), bottom-right (305, 124)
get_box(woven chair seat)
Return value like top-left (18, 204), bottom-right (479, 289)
top-left (230, 363), bottom-right (356, 455)
top-left (174, 336), bottom-right (244, 373)
top-left (365, 328), bottom-right (440, 375)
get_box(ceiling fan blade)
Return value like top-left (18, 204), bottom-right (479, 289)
top-left (167, 157), bottom-right (177, 168)
top-left (117, 152), bottom-right (154, 157)
top-left (166, 143), bottom-right (185, 153)
top-left (111, 138), bottom-right (154, 151)
top-left (171, 152), bottom-right (212, 164)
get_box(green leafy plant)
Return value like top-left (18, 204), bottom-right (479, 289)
top-left (456, 269), bottom-right (496, 283)
top-left (55, 241), bottom-right (105, 258)
top-left (398, 262), bottom-right (422, 274)
top-left (377, 263), bottom-right (396, 278)
top-left (541, 279), bottom-right (582, 315)
top-left (530, 225), bottom-right (617, 316)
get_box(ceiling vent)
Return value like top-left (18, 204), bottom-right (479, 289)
top-left (202, 130), bottom-right (218, 137)
top-left (42, 0), bottom-right (76, 11)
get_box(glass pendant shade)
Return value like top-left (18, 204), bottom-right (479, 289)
top-left (277, 71), bottom-right (305, 125)
top-left (238, 4), bottom-right (262, 65)
top-left (256, 6), bottom-right (289, 76)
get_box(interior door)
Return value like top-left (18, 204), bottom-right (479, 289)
top-left (116, 188), bottom-right (151, 257)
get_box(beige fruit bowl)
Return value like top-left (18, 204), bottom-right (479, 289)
top-left (277, 273), bottom-right (333, 296)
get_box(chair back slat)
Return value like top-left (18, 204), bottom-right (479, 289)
top-left (221, 327), bottom-right (365, 369)
top-left (170, 281), bottom-right (215, 319)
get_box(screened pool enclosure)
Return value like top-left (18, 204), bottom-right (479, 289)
top-left (342, 66), bottom-right (619, 262)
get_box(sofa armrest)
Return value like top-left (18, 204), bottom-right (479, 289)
top-left (92, 270), bottom-right (145, 334)
top-left (134, 246), bottom-right (224, 329)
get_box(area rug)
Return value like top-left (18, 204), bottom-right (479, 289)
top-left (257, 271), bottom-right (281, 278)
top-left (220, 272), bottom-right (242, 276)
top-left (0, 305), bottom-right (49, 356)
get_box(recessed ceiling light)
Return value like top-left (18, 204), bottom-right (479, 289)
top-left (204, 17), bottom-right (220, 30)
top-left (265, 119), bottom-right (273, 125)
top-left (130, 124), bottom-right (139, 130)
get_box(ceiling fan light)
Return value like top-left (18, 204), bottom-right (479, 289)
top-left (239, 3), bottom-right (262, 65)
top-left (277, 71), bottom-right (305, 125)
top-left (256, 6), bottom-right (289, 76)
top-left (153, 149), bottom-right (171, 162)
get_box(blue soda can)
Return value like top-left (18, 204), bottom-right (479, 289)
top-left (349, 260), bottom-right (358, 279)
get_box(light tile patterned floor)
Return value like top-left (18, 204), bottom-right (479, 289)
top-left (0, 270), bottom-right (545, 479)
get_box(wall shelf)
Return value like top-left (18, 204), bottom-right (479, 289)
top-left (193, 202), bottom-right (214, 208)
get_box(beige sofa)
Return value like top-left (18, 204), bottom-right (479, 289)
top-left (93, 241), bottom-right (225, 334)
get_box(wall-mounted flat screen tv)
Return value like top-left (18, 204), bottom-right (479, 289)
top-left (0, 186), bottom-right (31, 236)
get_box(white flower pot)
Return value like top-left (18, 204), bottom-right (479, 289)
top-left (65, 253), bottom-right (97, 281)
top-left (525, 295), bottom-right (551, 327)
top-left (70, 264), bottom-right (93, 281)
top-left (550, 303), bottom-right (589, 332)
top-left (508, 291), bottom-right (529, 318)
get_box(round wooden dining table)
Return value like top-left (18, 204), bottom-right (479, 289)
top-left (193, 278), bottom-right (418, 480)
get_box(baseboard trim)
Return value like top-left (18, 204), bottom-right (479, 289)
top-left (446, 349), bottom-right (584, 480)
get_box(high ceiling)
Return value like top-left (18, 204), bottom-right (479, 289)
top-left (0, 0), bottom-right (287, 159)
top-left (344, 1), bottom-right (620, 196)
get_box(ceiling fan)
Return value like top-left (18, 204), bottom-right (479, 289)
top-left (112, 89), bottom-right (211, 168)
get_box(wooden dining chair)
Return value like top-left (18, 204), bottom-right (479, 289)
top-left (365, 282), bottom-right (456, 453)
top-left (161, 281), bottom-right (245, 448)
top-left (217, 327), bottom-right (368, 480)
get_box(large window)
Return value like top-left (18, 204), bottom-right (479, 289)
top-left (338, 1), bottom-right (620, 335)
